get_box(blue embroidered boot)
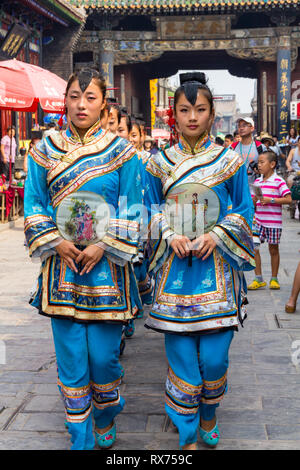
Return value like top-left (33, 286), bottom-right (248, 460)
top-left (124, 319), bottom-right (135, 338)
top-left (199, 421), bottom-right (220, 447)
top-left (95, 422), bottom-right (116, 449)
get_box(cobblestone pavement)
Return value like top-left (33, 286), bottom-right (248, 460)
top-left (0, 212), bottom-right (300, 450)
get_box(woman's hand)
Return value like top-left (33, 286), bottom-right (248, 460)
top-left (170, 235), bottom-right (192, 259)
top-left (55, 240), bottom-right (82, 273)
top-left (75, 244), bottom-right (105, 275)
top-left (191, 233), bottom-right (216, 260)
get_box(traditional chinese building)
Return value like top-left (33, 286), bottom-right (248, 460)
top-left (68, 0), bottom-right (300, 141)
top-left (0, 0), bottom-right (85, 139)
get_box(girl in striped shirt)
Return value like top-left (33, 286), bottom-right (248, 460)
top-left (248, 150), bottom-right (291, 290)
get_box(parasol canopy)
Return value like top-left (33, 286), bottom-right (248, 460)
top-left (152, 128), bottom-right (170, 140)
top-left (0, 59), bottom-right (66, 112)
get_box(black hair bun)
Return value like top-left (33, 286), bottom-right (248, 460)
top-left (77, 68), bottom-right (101, 92)
top-left (179, 72), bottom-right (207, 86)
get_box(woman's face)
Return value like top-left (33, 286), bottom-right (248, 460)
top-left (129, 125), bottom-right (141, 149)
top-left (175, 91), bottom-right (214, 142)
top-left (65, 78), bottom-right (106, 130)
top-left (117, 116), bottom-right (129, 139)
top-left (108, 107), bottom-right (119, 134)
top-left (290, 128), bottom-right (296, 137)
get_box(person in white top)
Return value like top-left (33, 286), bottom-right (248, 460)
top-left (43, 122), bottom-right (59, 138)
top-left (286, 139), bottom-right (300, 187)
top-left (230, 117), bottom-right (266, 184)
top-left (286, 128), bottom-right (299, 150)
top-left (0, 126), bottom-right (17, 182)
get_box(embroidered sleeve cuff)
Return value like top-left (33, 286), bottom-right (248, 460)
top-left (211, 213), bottom-right (255, 271)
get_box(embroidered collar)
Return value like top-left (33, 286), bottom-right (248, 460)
top-left (178, 132), bottom-right (210, 155)
top-left (66, 119), bottom-right (103, 145)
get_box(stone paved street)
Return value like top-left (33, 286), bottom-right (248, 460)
top-left (0, 212), bottom-right (300, 450)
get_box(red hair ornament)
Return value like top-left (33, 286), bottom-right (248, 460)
top-left (166, 106), bottom-right (178, 146)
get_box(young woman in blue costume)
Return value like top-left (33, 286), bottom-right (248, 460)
top-left (129, 121), bottom-right (153, 306)
top-left (117, 108), bottom-right (132, 140)
top-left (144, 73), bottom-right (255, 450)
top-left (24, 69), bottom-right (142, 450)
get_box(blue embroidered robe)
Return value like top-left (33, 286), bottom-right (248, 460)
top-left (24, 121), bottom-right (143, 322)
top-left (133, 148), bottom-right (153, 304)
top-left (144, 133), bottom-right (255, 334)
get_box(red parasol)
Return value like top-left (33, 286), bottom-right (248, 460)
top-left (0, 59), bottom-right (66, 214)
top-left (0, 58), bottom-right (66, 112)
top-left (152, 128), bottom-right (170, 140)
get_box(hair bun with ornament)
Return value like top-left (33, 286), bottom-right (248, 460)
top-left (179, 72), bottom-right (207, 86)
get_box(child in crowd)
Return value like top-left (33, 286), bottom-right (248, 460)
top-left (248, 150), bottom-right (292, 290)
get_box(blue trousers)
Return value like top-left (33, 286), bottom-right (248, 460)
top-left (164, 329), bottom-right (234, 447)
top-left (51, 318), bottom-right (124, 450)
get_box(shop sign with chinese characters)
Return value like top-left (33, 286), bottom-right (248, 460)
top-left (0, 23), bottom-right (30, 60)
top-left (277, 49), bottom-right (291, 143)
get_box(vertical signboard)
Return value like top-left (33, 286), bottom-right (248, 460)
top-left (150, 79), bottom-right (158, 130)
top-left (277, 48), bottom-right (291, 143)
top-left (99, 42), bottom-right (114, 98)
top-left (0, 23), bottom-right (30, 59)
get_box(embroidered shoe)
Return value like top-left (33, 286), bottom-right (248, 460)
top-left (199, 422), bottom-right (220, 447)
top-left (269, 279), bottom-right (280, 289)
top-left (247, 279), bottom-right (267, 290)
top-left (124, 320), bottom-right (135, 338)
top-left (95, 422), bottom-right (116, 449)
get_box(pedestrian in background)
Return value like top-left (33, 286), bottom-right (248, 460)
top-left (0, 125), bottom-right (17, 182)
top-left (233, 130), bottom-right (240, 142)
top-left (117, 108), bottom-right (132, 140)
top-left (128, 120), bottom-right (153, 335)
top-left (107, 101), bottom-right (121, 134)
top-left (144, 72), bottom-right (255, 450)
top-left (230, 117), bottom-right (265, 184)
top-left (286, 139), bottom-right (300, 188)
top-left (43, 122), bottom-right (58, 138)
top-left (248, 150), bottom-right (291, 291)
top-left (144, 135), bottom-right (154, 152)
top-left (23, 137), bottom-right (41, 174)
top-left (286, 127), bottom-right (299, 151)
top-left (24, 68), bottom-right (142, 450)
top-left (224, 134), bottom-right (233, 148)
top-left (285, 261), bottom-right (300, 313)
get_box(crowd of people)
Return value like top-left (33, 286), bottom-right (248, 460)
top-left (12, 66), bottom-right (299, 451)
top-left (220, 118), bottom-right (300, 314)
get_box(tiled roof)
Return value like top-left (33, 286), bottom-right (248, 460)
top-left (67, 0), bottom-right (300, 13)
top-left (46, 0), bottom-right (86, 22)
